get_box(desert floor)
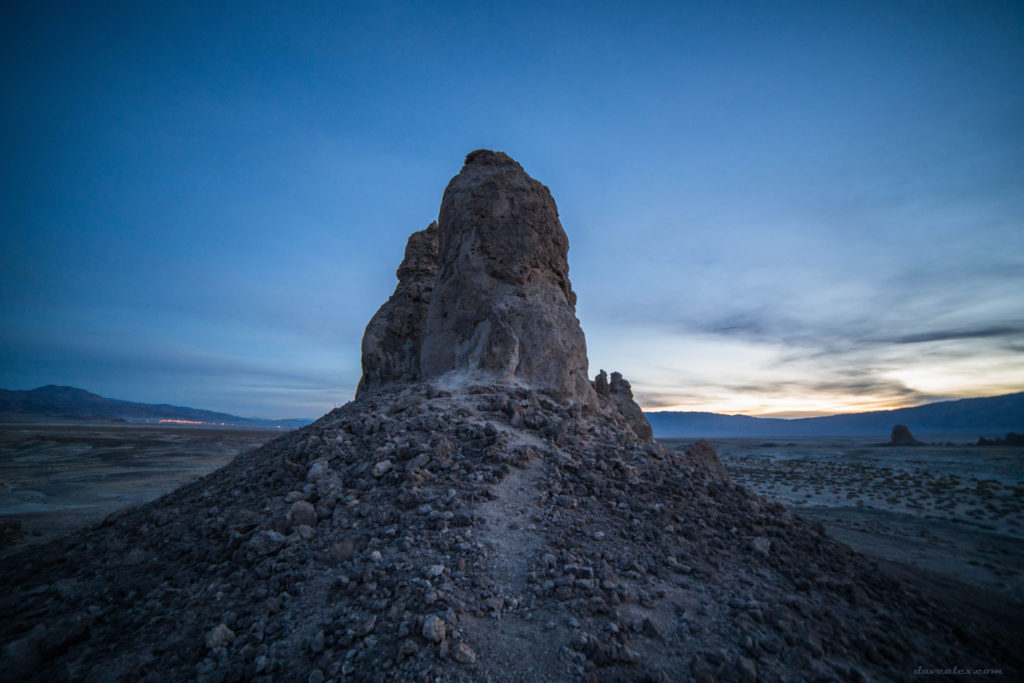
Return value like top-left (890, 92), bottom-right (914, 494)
top-left (0, 422), bottom-right (279, 552)
top-left (665, 437), bottom-right (1024, 603)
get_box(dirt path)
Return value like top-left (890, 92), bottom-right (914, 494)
top-left (477, 457), bottom-right (545, 593)
top-left (465, 456), bottom-right (572, 681)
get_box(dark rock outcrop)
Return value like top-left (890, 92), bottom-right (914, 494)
top-left (977, 432), bottom-right (1024, 447)
top-left (890, 424), bottom-right (923, 446)
top-left (682, 439), bottom-right (731, 481)
top-left (592, 370), bottom-right (653, 441)
top-left (356, 223), bottom-right (439, 396)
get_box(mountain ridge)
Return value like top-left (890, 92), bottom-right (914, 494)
top-left (645, 391), bottom-right (1024, 437)
top-left (0, 385), bottom-right (311, 430)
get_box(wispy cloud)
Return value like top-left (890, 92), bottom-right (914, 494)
top-left (885, 326), bottom-right (1024, 345)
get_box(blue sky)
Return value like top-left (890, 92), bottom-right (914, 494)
top-left (2, 1), bottom-right (1022, 418)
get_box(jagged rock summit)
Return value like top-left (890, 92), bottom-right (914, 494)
top-left (1, 151), bottom-right (1020, 682)
top-left (359, 149), bottom-right (651, 440)
top-left (360, 150), bottom-right (590, 403)
top-left (419, 150), bottom-right (592, 405)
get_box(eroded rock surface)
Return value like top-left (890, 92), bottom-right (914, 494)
top-left (357, 223), bottom-right (439, 397)
top-left (607, 371), bottom-right (653, 441)
top-left (359, 151), bottom-right (653, 440)
top-left (418, 151), bottom-right (593, 405)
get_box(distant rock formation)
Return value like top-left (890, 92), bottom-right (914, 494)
top-left (890, 424), bottom-right (923, 446)
top-left (977, 432), bottom-right (1024, 447)
top-left (356, 222), bottom-right (439, 397)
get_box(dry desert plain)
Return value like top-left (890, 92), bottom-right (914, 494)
top-left (0, 422), bottom-right (278, 550)
top-left (671, 437), bottom-right (1024, 605)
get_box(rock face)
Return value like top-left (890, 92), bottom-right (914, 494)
top-left (890, 424), bottom-right (922, 446)
top-left (359, 150), bottom-right (653, 440)
top-left (418, 150), bottom-right (593, 404)
top-left (356, 223), bottom-right (439, 397)
top-left (598, 371), bottom-right (653, 441)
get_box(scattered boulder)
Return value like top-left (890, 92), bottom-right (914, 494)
top-left (248, 530), bottom-right (286, 556)
top-left (328, 538), bottom-right (356, 563)
top-left (286, 500), bottom-right (317, 528)
top-left (749, 536), bottom-right (771, 557)
top-left (453, 642), bottom-right (477, 664)
top-left (372, 459), bottom-right (393, 478)
top-left (682, 439), bottom-right (731, 481)
top-left (421, 615), bottom-right (446, 643)
top-left (204, 623), bottom-right (235, 650)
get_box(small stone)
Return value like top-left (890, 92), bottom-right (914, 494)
top-left (616, 645), bottom-right (639, 663)
top-left (593, 531), bottom-right (605, 540)
top-left (373, 460), bottom-right (393, 478)
top-left (356, 615), bottom-right (377, 636)
top-left (737, 656), bottom-right (757, 682)
top-left (453, 642), bottom-right (477, 664)
top-left (370, 550), bottom-right (383, 563)
top-left (422, 615), bottom-right (446, 643)
top-left (556, 495), bottom-right (576, 509)
top-left (248, 530), bottom-right (286, 556)
top-left (398, 639), bottom-right (420, 658)
top-left (309, 630), bottom-right (325, 654)
top-left (750, 537), bottom-right (771, 556)
top-left (205, 623), bottom-right (235, 649)
top-left (329, 539), bottom-right (356, 563)
top-left (306, 459), bottom-right (330, 482)
top-left (2, 624), bottom-right (45, 677)
top-left (286, 500), bottom-right (318, 528)
top-left (425, 564), bottom-right (445, 578)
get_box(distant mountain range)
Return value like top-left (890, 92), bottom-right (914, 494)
top-left (4, 385), bottom-right (1020, 438)
top-left (645, 392), bottom-right (1024, 438)
top-left (0, 385), bottom-right (312, 430)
